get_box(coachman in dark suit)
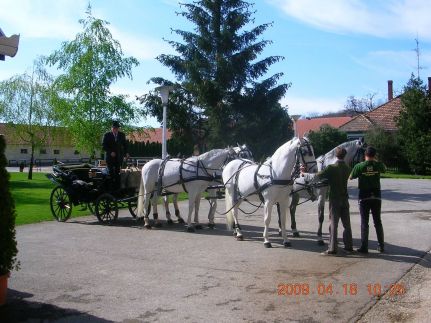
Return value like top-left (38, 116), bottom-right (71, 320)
top-left (102, 121), bottom-right (128, 189)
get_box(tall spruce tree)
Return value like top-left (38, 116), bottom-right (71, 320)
top-left (141, 0), bottom-right (292, 158)
top-left (396, 74), bottom-right (431, 174)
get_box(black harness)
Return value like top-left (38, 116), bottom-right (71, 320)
top-left (233, 140), bottom-right (315, 204)
top-left (156, 149), bottom-right (236, 195)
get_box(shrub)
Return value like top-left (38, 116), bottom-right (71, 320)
top-left (0, 135), bottom-right (19, 275)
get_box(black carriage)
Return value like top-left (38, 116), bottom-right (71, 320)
top-left (46, 163), bottom-right (140, 223)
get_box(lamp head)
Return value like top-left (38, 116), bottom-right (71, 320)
top-left (155, 85), bottom-right (174, 105)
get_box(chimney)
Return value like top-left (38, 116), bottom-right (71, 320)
top-left (388, 80), bottom-right (393, 101)
top-left (428, 77), bottom-right (431, 94)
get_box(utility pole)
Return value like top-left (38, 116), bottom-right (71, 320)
top-left (414, 36), bottom-right (424, 79)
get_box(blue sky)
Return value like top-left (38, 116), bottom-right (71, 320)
top-left (1, 0), bottom-right (431, 127)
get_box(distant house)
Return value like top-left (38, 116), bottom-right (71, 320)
top-left (0, 123), bottom-right (90, 166)
top-left (294, 116), bottom-right (352, 137)
top-left (339, 97), bottom-right (402, 139)
top-left (338, 79), bottom-right (426, 139)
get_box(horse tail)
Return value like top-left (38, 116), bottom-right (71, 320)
top-left (137, 170), bottom-right (145, 218)
top-left (224, 185), bottom-right (235, 230)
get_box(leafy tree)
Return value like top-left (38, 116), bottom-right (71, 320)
top-left (46, 5), bottom-right (139, 158)
top-left (307, 125), bottom-right (347, 157)
top-left (0, 59), bottom-right (57, 179)
top-left (364, 126), bottom-right (408, 171)
top-left (396, 74), bottom-right (431, 174)
top-left (140, 0), bottom-right (292, 158)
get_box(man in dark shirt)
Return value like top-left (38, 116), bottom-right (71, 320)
top-left (302, 147), bottom-right (353, 255)
top-left (350, 146), bottom-right (386, 253)
top-left (102, 121), bottom-right (128, 189)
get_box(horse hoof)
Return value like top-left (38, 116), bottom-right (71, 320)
top-left (236, 235), bottom-right (244, 241)
top-left (264, 242), bottom-right (272, 248)
top-left (167, 219), bottom-right (174, 225)
top-left (293, 232), bottom-right (300, 238)
top-left (177, 218), bottom-right (185, 224)
top-left (144, 224), bottom-right (152, 230)
top-left (208, 223), bottom-right (215, 229)
top-left (317, 240), bottom-right (325, 246)
top-left (187, 226), bottom-right (195, 233)
top-left (154, 222), bottom-right (162, 228)
top-left (195, 224), bottom-right (203, 230)
top-left (284, 241), bottom-right (292, 248)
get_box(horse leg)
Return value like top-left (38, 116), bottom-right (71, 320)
top-left (263, 201), bottom-right (274, 248)
top-left (225, 186), bottom-right (243, 240)
top-left (142, 193), bottom-right (153, 229)
top-left (186, 193), bottom-right (195, 232)
top-left (173, 194), bottom-right (184, 223)
top-left (208, 190), bottom-right (217, 228)
top-left (317, 190), bottom-right (326, 245)
top-left (277, 203), bottom-right (282, 236)
top-left (289, 193), bottom-right (300, 237)
top-left (152, 194), bottom-right (162, 228)
top-left (193, 193), bottom-right (203, 229)
top-left (163, 195), bottom-right (174, 225)
top-left (279, 200), bottom-right (291, 248)
top-left (232, 206), bottom-right (243, 240)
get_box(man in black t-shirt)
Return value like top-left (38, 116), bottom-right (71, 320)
top-left (350, 146), bottom-right (386, 253)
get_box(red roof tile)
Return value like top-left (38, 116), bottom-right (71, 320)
top-left (339, 97), bottom-right (401, 132)
top-left (127, 128), bottom-right (172, 143)
top-left (296, 117), bottom-right (352, 137)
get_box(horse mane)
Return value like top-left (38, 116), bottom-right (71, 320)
top-left (271, 137), bottom-right (299, 160)
top-left (197, 148), bottom-right (225, 161)
top-left (320, 140), bottom-right (360, 166)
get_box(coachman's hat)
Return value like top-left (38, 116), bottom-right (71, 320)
top-left (112, 120), bottom-right (120, 128)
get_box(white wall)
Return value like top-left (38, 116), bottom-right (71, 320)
top-left (6, 144), bottom-right (91, 165)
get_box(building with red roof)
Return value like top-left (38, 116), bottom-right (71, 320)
top-left (294, 116), bottom-right (352, 138)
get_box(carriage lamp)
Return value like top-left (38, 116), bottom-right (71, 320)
top-left (155, 85), bottom-right (174, 159)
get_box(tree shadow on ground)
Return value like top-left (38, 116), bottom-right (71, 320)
top-left (0, 289), bottom-right (113, 323)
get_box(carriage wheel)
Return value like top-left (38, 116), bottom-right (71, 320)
top-left (128, 199), bottom-right (138, 218)
top-left (50, 186), bottom-right (73, 222)
top-left (95, 193), bottom-right (118, 224)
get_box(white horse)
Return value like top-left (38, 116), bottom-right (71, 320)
top-left (283, 139), bottom-right (365, 245)
top-left (136, 147), bottom-right (236, 231)
top-left (222, 137), bottom-right (316, 248)
top-left (160, 145), bottom-right (254, 228)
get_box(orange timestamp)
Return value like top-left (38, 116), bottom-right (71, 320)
top-left (277, 282), bottom-right (406, 297)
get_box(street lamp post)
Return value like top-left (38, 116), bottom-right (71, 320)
top-left (155, 85), bottom-right (174, 159)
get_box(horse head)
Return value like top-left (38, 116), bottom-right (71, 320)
top-left (233, 144), bottom-right (254, 161)
top-left (298, 137), bottom-right (317, 173)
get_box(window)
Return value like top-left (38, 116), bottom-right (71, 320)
top-left (40, 149), bottom-right (47, 154)
top-left (54, 149), bottom-right (60, 155)
top-left (20, 148), bottom-right (28, 154)
top-left (74, 150), bottom-right (80, 155)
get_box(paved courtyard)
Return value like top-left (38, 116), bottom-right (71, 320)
top-left (2, 178), bottom-right (431, 322)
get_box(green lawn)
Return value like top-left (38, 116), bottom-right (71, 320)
top-left (9, 172), bottom-right (189, 226)
top-left (381, 172), bottom-right (431, 179)
top-left (9, 172), bottom-right (92, 225)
